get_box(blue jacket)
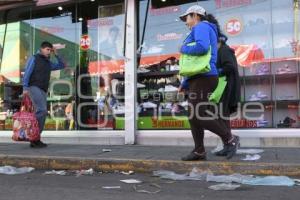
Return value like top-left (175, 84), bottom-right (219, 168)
top-left (180, 21), bottom-right (219, 89)
top-left (23, 53), bottom-right (65, 91)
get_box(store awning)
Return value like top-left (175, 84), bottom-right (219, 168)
top-left (88, 44), bottom-right (300, 74)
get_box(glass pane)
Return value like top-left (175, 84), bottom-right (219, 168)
top-left (76, 0), bottom-right (125, 130)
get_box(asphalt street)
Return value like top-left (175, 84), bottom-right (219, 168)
top-left (0, 171), bottom-right (300, 200)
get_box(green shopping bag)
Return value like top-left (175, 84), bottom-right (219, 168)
top-left (209, 76), bottom-right (227, 103)
top-left (179, 42), bottom-right (211, 77)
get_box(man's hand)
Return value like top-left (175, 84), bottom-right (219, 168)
top-left (52, 47), bottom-right (58, 56)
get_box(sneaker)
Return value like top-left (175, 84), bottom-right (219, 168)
top-left (226, 136), bottom-right (240, 160)
top-left (113, 105), bottom-right (125, 115)
top-left (30, 140), bottom-right (47, 148)
top-left (180, 101), bottom-right (189, 107)
top-left (256, 65), bottom-right (269, 75)
top-left (137, 68), bottom-right (150, 74)
top-left (181, 151), bottom-right (207, 161)
top-left (276, 64), bottom-right (293, 74)
top-left (142, 101), bottom-right (157, 109)
top-left (164, 85), bottom-right (178, 92)
top-left (137, 83), bottom-right (146, 88)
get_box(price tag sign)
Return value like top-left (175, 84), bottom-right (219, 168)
top-left (225, 18), bottom-right (243, 36)
top-left (80, 35), bottom-right (91, 51)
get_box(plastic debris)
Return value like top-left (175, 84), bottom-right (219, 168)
top-left (207, 174), bottom-right (253, 184)
top-left (242, 176), bottom-right (295, 186)
top-left (237, 149), bottom-right (264, 155)
top-left (76, 168), bottom-right (94, 177)
top-left (153, 168), bottom-right (210, 181)
top-left (102, 149), bottom-right (112, 152)
top-left (44, 170), bottom-right (67, 176)
top-left (121, 171), bottom-right (135, 175)
top-left (154, 169), bottom-right (295, 187)
top-left (133, 183), bottom-right (161, 194)
top-left (0, 166), bottom-right (34, 175)
top-left (242, 154), bottom-right (261, 161)
top-left (209, 183), bottom-right (241, 191)
top-left (102, 186), bottom-right (121, 189)
top-left (120, 179), bottom-right (143, 184)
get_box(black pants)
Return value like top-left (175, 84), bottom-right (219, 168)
top-left (187, 76), bottom-right (233, 153)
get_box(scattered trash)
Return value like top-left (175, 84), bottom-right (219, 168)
top-left (237, 149), bottom-right (264, 155)
top-left (120, 179), bottom-right (143, 184)
top-left (207, 174), bottom-right (253, 184)
top-left (241, 154), bottom-right (261, 161)
top-left (102, 186), bottom-right (121, 189)
top-left (44, 170), bottom-right (67, 176)
top-left (120, 171), bottom-right (135, 175)
top-left (294, 179), bottom-right (300, 186)
top-left (102, 149), bottom-right (112, 153)
top-left (209, 183), bottom-right (241, 191)
top-left (76, 168), bottom-right (94, 177)
top-left (242, 176), bottom-right (295, 186)
top-left (154, 169), bottom-right (295, 186)
top-left (153, 168), bottom-right (210, 181)
top-left (0, 166), bottom-right (34, 175)
top-left (133, 183), bottom-right (161, 194)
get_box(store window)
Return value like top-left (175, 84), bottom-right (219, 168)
top-left (0, 0), bottom-right (126, 131)
top-left (137, 0), bottom-right (300, 130)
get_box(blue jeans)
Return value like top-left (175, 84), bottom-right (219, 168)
top-left (29, 86), bottom-right (47, 134)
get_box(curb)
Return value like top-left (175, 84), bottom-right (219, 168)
top-left (1, 154), bottom-right (300, 176)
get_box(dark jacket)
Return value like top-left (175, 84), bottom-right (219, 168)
top-left (217, 44), bottom-right (241, 115)
top-left (23, 53), bottom-right (65, 92)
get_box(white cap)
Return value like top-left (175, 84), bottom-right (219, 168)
top-left (179, 5), bottom-right (206, 21)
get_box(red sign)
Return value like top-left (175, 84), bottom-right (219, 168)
top-left (80, 35), bottom-right (91, 51)
top-left (225, 18), bottom-right (243, 36)
top-left (215, 0), bottom-right (252, 9)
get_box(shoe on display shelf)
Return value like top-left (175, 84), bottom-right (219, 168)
top-left (276, 64), bottom-right (293, 74)
top-left (141, 101), bottom-right (157, 109)
top-left (137, 67), bottom-right (150, 74)
top-left (255, 64), bottom-right (270, 75)
top-left (164, 85), bottom-right (178, 92)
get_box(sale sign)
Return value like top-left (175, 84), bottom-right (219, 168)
top-left (80, 35), bottom-right (91, 51)
top-left (225, 18), bottom-right (243, 36)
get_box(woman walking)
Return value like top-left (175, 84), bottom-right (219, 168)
top-left (178, 5), bottom-right (240, 161)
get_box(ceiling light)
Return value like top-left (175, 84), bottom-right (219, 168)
top-left (78, 17), bottom-right (83, 21)
top-left (58, 6), bottom-right (63, 11)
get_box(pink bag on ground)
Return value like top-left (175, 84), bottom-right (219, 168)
top-left (12, 94), bottom-right (40, 142)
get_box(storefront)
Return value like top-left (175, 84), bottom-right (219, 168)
top-left (0, 0), bottom-right (299, 144)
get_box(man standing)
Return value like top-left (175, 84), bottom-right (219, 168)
top-left (23, 41), bottom-right (65, 148)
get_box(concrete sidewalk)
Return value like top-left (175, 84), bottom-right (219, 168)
top-left (1, 143), bottom-right (300, 176)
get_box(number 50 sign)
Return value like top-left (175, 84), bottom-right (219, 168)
top-left (225, 18), bottom-right (243, 36)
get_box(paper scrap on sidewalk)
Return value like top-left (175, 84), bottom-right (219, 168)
top-left (0, 166), bottom-right (34, 175)
top-left (76, 168), bottom-right (94, 177)
top-left (209, 183), bottom-right (241, 191)
top-left (242, 154), bottom-right (261, 161)
top-left (121, 171), bottom-right (135, 175)
top-left (102, 149), bottom-right (112, 152)
top-left (133, 183), bottom-right (161, 194)
top-left (120, 179), bottom-right (142, 184)
top-left (237, 149), bottom-right (264, 155)
top-left (44, 170), bottom-right (67, 176)
top-left (102, 186), bottom-right (121, 189)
